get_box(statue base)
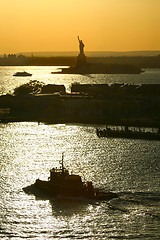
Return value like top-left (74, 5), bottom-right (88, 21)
top-left (77, 53), bottom-right (86, 66)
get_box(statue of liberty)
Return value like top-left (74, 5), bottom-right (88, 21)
top-left (77, 36), bottom-right (86, 66)
top-left (78, 36), bottom-right (85, 55)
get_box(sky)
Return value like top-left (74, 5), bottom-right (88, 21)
top-left (0, 0), bottom-right (160, 54)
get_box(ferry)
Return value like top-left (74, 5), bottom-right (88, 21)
top-left (13, 71), bottom-right (32, 77)
top-left (23, 154), bottom-right (118, 200)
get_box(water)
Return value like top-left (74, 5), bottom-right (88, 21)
top-left (0, 66), bottom-right (160, 95)
top-left (0, 67), bottom-right (160, 239)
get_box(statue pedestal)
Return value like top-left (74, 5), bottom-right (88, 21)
top-left (77, 53), bottom-right (86, 66)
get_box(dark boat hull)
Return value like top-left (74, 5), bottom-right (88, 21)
top-left (13, 72), bottom-right (32, 77)
top-left (23, 179), bottom-right (118, 201)
top-left (97, 129), bottom-right (160, 141)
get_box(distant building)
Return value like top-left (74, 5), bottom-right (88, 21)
top-left (8, 54), bottom-right (17, 59)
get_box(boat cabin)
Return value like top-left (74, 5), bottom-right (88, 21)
top-left (47, 154), bottom-right (94, 196)
top-left (49, 167), bottom-right (83, 185)
top-left (49, 167), bottom-right (69, 181)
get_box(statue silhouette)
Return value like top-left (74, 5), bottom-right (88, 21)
top-left (77, 36), bottom-right (86, 66)
top-left (78, 36), bottom-right (85, 55)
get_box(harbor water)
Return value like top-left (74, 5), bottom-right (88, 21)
top-left (0, 67), bottom-right (160, 239)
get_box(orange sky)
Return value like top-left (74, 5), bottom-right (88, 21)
top-left (0, 0), bottom-right (160, 54)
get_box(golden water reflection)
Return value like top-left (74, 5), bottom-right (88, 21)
top-left (1, 122), bottom-right (160, 239)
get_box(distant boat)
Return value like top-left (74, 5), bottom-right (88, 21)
top-left (13, 71), bottom-right (32, 77)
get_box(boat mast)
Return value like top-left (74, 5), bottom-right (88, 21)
top-left (61, 152), bottom-right (64, 172)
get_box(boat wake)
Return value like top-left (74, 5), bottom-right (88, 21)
top-left (108, 191), bottom-right (160, 220)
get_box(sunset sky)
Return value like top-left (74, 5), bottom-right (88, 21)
top-left (0, 0), bottom-right (160, 54)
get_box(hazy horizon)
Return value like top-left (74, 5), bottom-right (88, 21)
top-left (1, 50), bottom-right (159, 58)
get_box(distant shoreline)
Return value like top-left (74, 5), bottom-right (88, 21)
top-left (1, 50), bottom-right (159, 58)
top-left (0, 55), bottom-right (160, 68)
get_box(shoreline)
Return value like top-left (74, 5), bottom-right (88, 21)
top-left (0, 56), bottom-right (160, 68)
top-left (1, 85), bottom-right (160, 128)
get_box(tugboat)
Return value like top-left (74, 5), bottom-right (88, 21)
top-left (23, 154), bottom-right (118, 200)
top-left (13, 71), bottom-right (32, 77)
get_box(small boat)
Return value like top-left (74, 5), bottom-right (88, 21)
top-left (96, 126), bottom-right (160, 140)
top-left (13, 71), bottom-right (32, 77)
top-left (23, 154), bottom-right (118, 201)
